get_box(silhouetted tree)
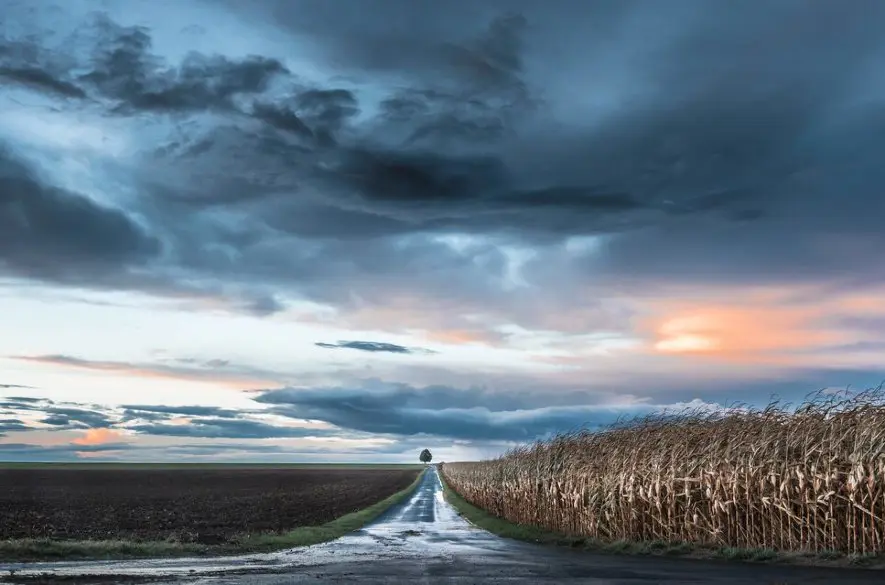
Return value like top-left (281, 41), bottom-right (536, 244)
top-left (419, 448), bottom-right (432, 463)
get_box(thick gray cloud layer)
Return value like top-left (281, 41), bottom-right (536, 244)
top-left (0, 0), bottom-right (882, 310)
top-left (0, 146), bottom-right (160, 283)
top-left (2, 0), bottom-right (885, 453)
top-left (122, 404), bottom-right (242, 419)
top-left (0, 382), bottom-right (704, 443)
top-left (3, 371), bottom-right (884, 447)
top-left (39, 407), bottom-right (112, 429)
top-left (0, 396), bottom-right (334, 440)
top-left (127, 418), bottom-right (331, 439)
top-left (0, 418), bottom-right (29, 435)
top-left (256, 383), bottom-right (665, 441)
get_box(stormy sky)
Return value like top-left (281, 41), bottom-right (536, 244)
top-left (2, 0), bottom-right (884, 462)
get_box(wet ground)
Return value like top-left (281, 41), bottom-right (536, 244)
top-left (2, 468), bottom-right (882, 584)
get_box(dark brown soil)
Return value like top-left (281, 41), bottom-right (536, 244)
top-left (0, 467), bottom-right (418, 544)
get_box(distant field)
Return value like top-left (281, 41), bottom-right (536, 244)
top-left (0, 467), bottom-right (420, 546)
top-left (0, 462), bottom-right (422, 469)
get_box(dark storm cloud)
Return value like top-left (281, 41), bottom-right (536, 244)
top-left (128, 418), bottom-right (332, 439)
top-left (39, 407), bottom-right (112, 429)
top-left (251, 101), bottom-right (314, 139)
top-left (253, 384), bottom-right (662, 441)
top-left (379, 88), bottom-right (512, 145)
top-left (0, 398), bottom-right (47, 413)
top-left (315, 341), bottom-right (437, 355)
top-left (2, 0), bottom-right (885, 322)
top-left (252, 88), bottom-right (359, 145)
top-left (0, 65), bottom-right (87, 98)
top-left (199, 0), bottom-right (885, 287)
top-left (0, 418), bottom-right (29, 435)
top-left (255, 2), bottom-right (533, 99)
top-left (76, 15), bottom-right (288, 113)
top-left (0, 34), bottom-right (89, 99)
top-left (0, 392), bottom-right (339, 441)
top-left (245, 293), bottom-right (286, 316)
top-left (0, 145), bottom-right (161, 283)
top-left (2, 398), bottom-right (115, 429)
top-left (122, 404), bottom-right (242, 419)
top-left (119, 410), bottom-right (171, 422)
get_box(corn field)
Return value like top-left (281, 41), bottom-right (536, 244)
top-left (442, 388), bottom-right (885, 555)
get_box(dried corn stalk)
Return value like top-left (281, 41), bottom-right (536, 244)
top-left (442, 388), bottom-right (885, 554)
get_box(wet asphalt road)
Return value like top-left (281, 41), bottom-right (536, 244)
top-left (2, 467), bottom-right (882, 584)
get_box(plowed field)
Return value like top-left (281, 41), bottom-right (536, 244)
top-left (0, 467), bottom-right (419, 544)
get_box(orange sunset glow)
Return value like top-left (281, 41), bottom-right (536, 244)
top-left (71, 428), bottom-right (124, 446)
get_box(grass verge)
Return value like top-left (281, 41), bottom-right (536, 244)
top-left (0, 469), bottom-right (425, 563)
top-left (438, 468), bottom-right (885, 570)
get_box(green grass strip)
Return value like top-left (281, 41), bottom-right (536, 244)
top-left (0, 469), bottom-right (425, 563)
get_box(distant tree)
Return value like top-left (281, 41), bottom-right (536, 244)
top-left (419, 448), bottom-right (432, 463)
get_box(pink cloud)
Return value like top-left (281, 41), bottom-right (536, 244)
top-left (12, 355), bottom-right (280, 389)
top-left (71, 428), bottom-right (124, 446)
